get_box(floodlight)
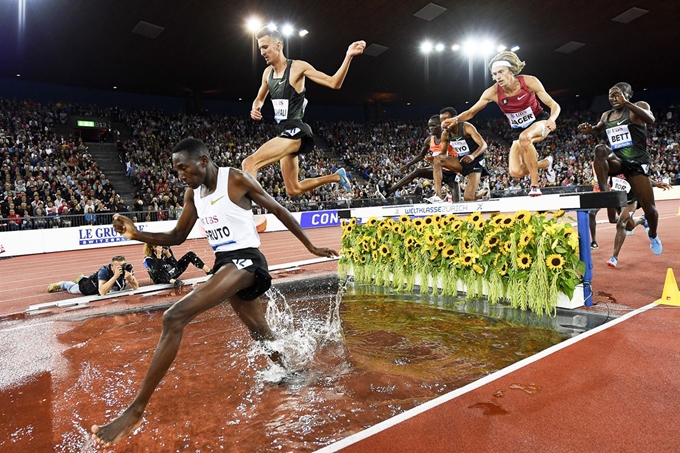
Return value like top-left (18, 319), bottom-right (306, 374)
top-left (299, 29), bottom-right (309, 37)
top-left (420, 41), bottom-right (433, 54)
top-left (511, 45), bottom-right (520, 52)
top-left (435, 43), bottom-right (445, 52)
top-left (282, 24), bottom-right (294, 37)
top-left (267, 23), bottom-right (277, 31)
top-left (451, 44), bottom-right (460, 51)
top-left (480, 40), bottom-right (494, 56)
top-left (463, 40), bottom-right (478, 57)
top-left (497, 45), bottom-right (506, 52)
top-left (246, 17), bottom-right (262, 32)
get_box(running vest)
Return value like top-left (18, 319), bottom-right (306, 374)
top-left (193, 167), bottom-right (261, 252)
top-left (429, 135), bottom-right (456, 157)
top-left (604, 106), bottom-right (648, 160)
top-left (497, 75), bottom-right (543, 129)
top-left (446, 122), bottom-right (479, 158)
top-left (267, 59), bottom-right (308, 123)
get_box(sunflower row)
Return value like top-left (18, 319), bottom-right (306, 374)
top-left (339, 210), bottom-right (585, 317)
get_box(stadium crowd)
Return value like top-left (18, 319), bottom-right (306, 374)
top-left (1, 97), bottom-right (678, 231)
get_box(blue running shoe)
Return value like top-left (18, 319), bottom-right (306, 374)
top-left (649, 235), bottom-right (663, 255)
top-left (640, 215), bottom-right (649, 235)
top-left (336, 168), bottom-right (351, 192)
top-left (606, 256), bottom-right (618, 268)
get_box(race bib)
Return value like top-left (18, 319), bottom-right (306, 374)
top-left (606, 125), bottom-right (633, 150)
top-left (451, 139), bottom-right (470, 156)
top-left (505, 107), bottom-right (536, 129)
top-left (272, 99), bottom-right (289, 123)
top-left (611, 176), bottom-right (631, 193)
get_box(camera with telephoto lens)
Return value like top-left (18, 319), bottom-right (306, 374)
top-left (122, 263), bottom-right (133, 272)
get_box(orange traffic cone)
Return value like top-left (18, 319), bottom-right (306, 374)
top-left (654, 268), bottom-right (680, 306)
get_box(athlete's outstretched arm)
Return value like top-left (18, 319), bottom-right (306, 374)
top-left (301, 41), bottom-right (366, 89)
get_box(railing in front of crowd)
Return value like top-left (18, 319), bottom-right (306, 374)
top-left (0, 185), bottom-right (597, 232)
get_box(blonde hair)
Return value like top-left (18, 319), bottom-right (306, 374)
top-left (488, 51), bottom-right (526, 75)
top-left (143, 243), bottom-right (155, 256)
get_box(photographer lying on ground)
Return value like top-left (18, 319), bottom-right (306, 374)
top-left (47, 255), bottom-right (139, 295)
top-left (142, 243), bottom-right (212, 288)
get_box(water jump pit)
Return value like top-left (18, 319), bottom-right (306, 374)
top-left (0, 275), bottom-right (611, 452)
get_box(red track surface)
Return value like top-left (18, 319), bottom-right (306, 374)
top-left (1, 200), bottom-right (679, 452)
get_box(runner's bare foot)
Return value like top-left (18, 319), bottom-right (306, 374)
top-left (91, 408), bottom-right (143, 446)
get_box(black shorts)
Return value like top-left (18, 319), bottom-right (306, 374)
top-left (460, 155), bottom-right (490, 177)
top-left (278, 120), bottom-right (315, 155)
top-left (615, 155), bottom-right (651, 178)
top-left (442, 169), bottom-right (458, 186)
top-left (213, 248), bottom-right (272, 301)
top-left (508, 110), bottom-right (550, 141)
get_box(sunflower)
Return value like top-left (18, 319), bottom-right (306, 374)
top-left (424, 216), bottom-right (434, 225)
top-left (433, 214), bottom-right (443, 223)
top-left (399, 214), bottom-right (410, 223)
top-left (379, 244), bottom-right (390, 256)
top-left (469, 212), bottom-right (482, 223)
top-left (341, 219), bottom-right (348, 226)
top-left (462, 254), bottom-right (475, 266)
top-left (519, 231), bottom-right (533, 248)
top-left (552, 209), bottom-right (565, 219)
top-left (425, 233), bottom-right (436, 245)
top-left (342, 224), bottom-right (354, 237)
top-left (450, 221), bottom-right (462, 232)
top-left (416, 225), bottom-right (425, 235)
top-left (442, 246), bottom-right (456, 258)
top-left (546, 254), bottom-right (564, 270)
top-left (513, 210), bottom-right (532, 224)
top-left (517, 253), bottom-right (532, 269)
top-left (366, 217), bottom-right (379, 227)
top-left (498, 262), bottom-right (508, 276)
top-left (362, 242), bottom-right (370, 252)
top-left (501, 241), bottom-right (513, 255)
top-left (413, 218), bottom-right (424, 227)
top-left (372, 250), bottom-right (379, 261)
top-left (501, 216), bottom-right (515, 228)
top-left (473, 264), bottom-right (484, 274)
top-left (370, 238), bottom-right (378, 250)
top-left (492, 215), bottom-right (505, 226)
top-left (485, 235), bottom-right (500, 248)
top-left (445, 214), bottom-right (458, 223)
top-left (349, 218), bottom-right (357, 226)
top-left (435, 239), bottom-right (447, 250)
top-left (430, 250), bottom-right (439, 260)
top-left (404, 236), bottom-right (417, 248)
top-left (360, 255), bottom-right (367, 264)
top-left (462, 238), bottom-right (472, 252)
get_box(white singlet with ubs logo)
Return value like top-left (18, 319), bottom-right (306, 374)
top-left (193, 167), bottom-right (261, 252)
top-left (505, 107), bottom-right (536, 129)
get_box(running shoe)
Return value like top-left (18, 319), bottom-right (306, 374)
top-left (545, 156), bottom-right (557, 183)
top-left (640, 215), bottom-right (649, 235)
top-left (528, 186), bottom-right (542, 197)
top-left (625, 229), bottom-right (634, 236)
top-left (590, 242), bottom-right (599, 249)
top-left (47, 282), bottom-right (62, 293)
top-left (649, 236), bottom-right (663, 255)
top-left (606, 256), bottom-right (618, 268)
top-left (335, 168), bottom-right (352, 192)
top-left (72, 273), bottom-right (84, 283)
top-left (425, 195), bottom-right (444, 203)
top-left (173, 279), bottom-right (185, 289)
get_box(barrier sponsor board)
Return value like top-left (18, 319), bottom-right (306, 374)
top-left (300, 210), bottom-right (340, 228)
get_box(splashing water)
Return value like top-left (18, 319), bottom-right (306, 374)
top-left (251, 279), bottom-right (349, 382)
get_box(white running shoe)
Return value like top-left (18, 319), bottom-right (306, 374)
top-left (528, 186), bottom-right (542, 197)
top-left (545, 155), bottom-right (556, 183)
top-left (425, 195), bottom-right (444, 203)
